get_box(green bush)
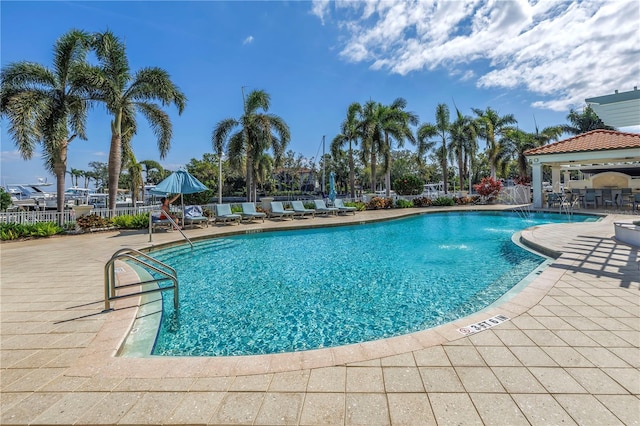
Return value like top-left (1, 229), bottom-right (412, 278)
top-left (393, 175), bottom-right (424, 195)
top-left (344, 201), bottom-right (366, 211)
top-left (0, 222), bottom-right (63, 240)
top-left (431, 196), bottom-right (455, 206)
top-left (395, 199), bottom-right (414, 208)
top-left (0, 188), bottom-right (12, 211)
top-left (111, 213), bottom-right (150, 229)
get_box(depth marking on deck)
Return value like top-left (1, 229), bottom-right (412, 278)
top-left (458, 314), bottom-right (510, 335)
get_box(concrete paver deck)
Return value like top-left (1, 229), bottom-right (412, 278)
top-left (1, 206), bottom-right (638, 425)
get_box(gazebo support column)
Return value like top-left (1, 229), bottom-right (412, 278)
top-left (551, 166), bottom-right (562, 192)
top-left (532, 162), bottom-right (543, 208)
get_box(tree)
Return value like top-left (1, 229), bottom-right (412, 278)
top-left (89, 30), bottom-right (186, 211)
top-left (472, 107), bottom-right (517, 179)
top-left (416, 103), bottom-right (451, 193)
top-left (212, 89), bottom-right (290, 202)
top-left (448, 108), bottom-right (477, 193)
top-left (331, 102), bottom-right (362, 199)
top-left (68, 167), bottom-right (84, 187)
top-left (1, 29), bottom-right (92, 212)
top-left (503, 128), bottom-right (539, 181)
top-left (562, 105), bottom-right (615, 135)
top-left (378, 98), bottom-right (417, 196)
top-left (139, 160), bottom-right (164, 185)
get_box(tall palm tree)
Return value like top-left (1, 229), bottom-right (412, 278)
top-left (88, 30), bottom-right (186, 211)
top-left (448, 108), bottom-right (477, 193)
top-left (378, 98), bottom-right (418, 197)
top-left (212, 89), bottom-right (290, 202)
top-left (472, 107), bottom-right (517, 179)
top-left (0, 29), bottom-right (92, 212)
top-left (331, 102), bottom-right (362, 199)
top-left (563, 105), bottom-right (615, 135)
top-left (417, 103), bottom-right (451, 193)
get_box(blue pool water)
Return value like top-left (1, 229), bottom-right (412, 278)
top-left (149, 211), bottom-right (596, 356)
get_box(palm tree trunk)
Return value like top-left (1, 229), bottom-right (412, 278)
top-left (348, 143), bottom-right (355, 199)
top-left (108, 131), bottom-right (122, 212)
top-left (370, 153), bottom-right (377, 193)
top-left (54, 144), bottom-right (68, 216)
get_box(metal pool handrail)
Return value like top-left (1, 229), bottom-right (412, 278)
top-left (104, 248), bottom-right (179, 311)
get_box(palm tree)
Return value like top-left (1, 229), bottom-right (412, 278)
top-left (68, 167), bottom-right (84, 187)
top-left (378, 98), bottom-right (418, 197)
top-left (331, 102), bottom-right (362, 199)
top-left (472, 107), bottom-right (517, 179)
top-left (503, 128), bottom-right (540, 181)
top-left (563, 105), bottom-right (615, 135)
top-left (212, 89), bottom-right (290, 202)
top-left (359, 100), bottom-right (387, 193)
top-left (417, 103), bottom-right (451, 193)
top-left (0, 29), bottom-right (92, 212)
top-left (139, 160), bottom-right (164, 185)
top-left (122, 147), bottom-right (144, 207)
top-left (448, 108), bottom-right (477, 193)
top-left (88, 30), bottom-right (186, 211)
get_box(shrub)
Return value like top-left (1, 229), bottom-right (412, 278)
top-left (454, 196), bottom-right (478, 205)
top-left (393, 175), bottom-right (424, 195)
top-left (346, 201), bottom-right (366, 211)
top-left (111, 213), bottom-right (150, 229)
top-left (431, 196), bottom-right (455, 206)
top-left (473, 176), bottom-right (503, 198)
top-left (412, 196), bottom-right (432, 207)
top-left (395, 198), bottom-right (414, 208)
top-left (0, 222), bottom-right (63, 240)
top-left (366, 197), bottom-right (393, 209)
top-left (76, 214), bottom-right (112, 230)
top-left (0, 188), bottom-right (12, 211)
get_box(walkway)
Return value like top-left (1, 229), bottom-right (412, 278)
top-left (1, 206), bottom-right (638, 425)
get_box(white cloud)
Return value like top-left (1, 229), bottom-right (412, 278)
top-left (312, 0), bottom-right (640, 111)
top-left (243, 35), bottom-right (254, 45)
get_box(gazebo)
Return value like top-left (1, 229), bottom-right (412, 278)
top-left (525, 130), bottom-right (640, 208)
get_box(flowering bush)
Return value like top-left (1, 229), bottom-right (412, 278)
top-left (412, 196), bottom-right (432, 207)
top-left (514, 176), bottom-right (531, 186)
top-left (366, 197), bottom-right (393, 209)
top-left (393, 175), bottom-right (424, 195)
top-left (473, 177), bottom-right (503, 198)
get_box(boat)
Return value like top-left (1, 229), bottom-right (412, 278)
top-left (5, 180), bottom-right (57, 210)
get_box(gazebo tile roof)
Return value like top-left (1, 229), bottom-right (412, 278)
top-left (524, 129), bottom-right (640, 156)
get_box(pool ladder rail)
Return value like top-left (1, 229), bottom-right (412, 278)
top-left (104, 248), bottom-right (179, 312)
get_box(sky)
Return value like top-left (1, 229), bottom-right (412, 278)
top-left (1, 0), bottom-right (639, 187)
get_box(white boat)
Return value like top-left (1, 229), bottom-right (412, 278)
top-left (5, 181), bottom-right (57, 210)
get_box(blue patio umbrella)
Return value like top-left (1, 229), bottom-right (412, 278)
top-left (150, 169), bottom-right (208, 213)
top-left (328, 171), bottom-right (337, 203)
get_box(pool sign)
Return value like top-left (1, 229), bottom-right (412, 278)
top-left (458, 314), bottom-right (510, 335)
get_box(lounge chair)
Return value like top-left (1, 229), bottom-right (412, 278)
top-left (241, 202), bottom-right (266, 222)
top-left (213, 203), bottom-right (241, 225)
top-left (291, 200), bottom-right (315, 217)
top-left (269, 201), bottom-right (295, 220)
top-left (583, 192), bottom-right (597, 208)
top-left (313, 199), bottom-right (339, 216)
top-left (333, 198), bottom-right (357, 215)
top-left (150, 213), bottom-right (174, 231)
top-left (183, 205), bottom-right (208, 228)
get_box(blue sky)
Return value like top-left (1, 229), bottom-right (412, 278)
top-left (1, 0), bottom-right (638, 186)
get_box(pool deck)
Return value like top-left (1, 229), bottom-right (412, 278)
top-left (1, 205), bottom-right (638, 425)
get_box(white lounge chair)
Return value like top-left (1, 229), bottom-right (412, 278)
top-left (333, 198), bottom-right (357, 215)
top-left (241, 202), bottom-right (266, 222)
top-left (313, 199), bottom-right (339, 215)
top-left (291, 200), bottom-right (315, 217)
top-left (269, 201), bottom-right (295, 220)
top-left (183, 205), bottom-right (208, 228)
top-left (214, 203), bottom-right (241, 225)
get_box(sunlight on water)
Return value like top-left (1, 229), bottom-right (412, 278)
top-left (149, 211), bottom-right (593, 356)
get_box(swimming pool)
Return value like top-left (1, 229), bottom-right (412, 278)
top-left (147, 211), bottom-right (596, 356)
